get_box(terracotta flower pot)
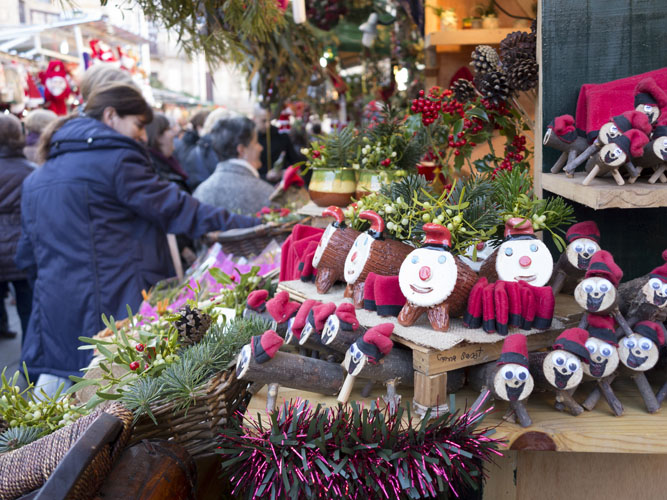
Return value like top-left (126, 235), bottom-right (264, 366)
top-left (308, 168), bottom-right (357, 207)
top-left (355, 169), bottom-right (406, 199)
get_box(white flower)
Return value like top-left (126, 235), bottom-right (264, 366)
top-left (362, 158), bottom-right (368, 164)
top-left (387, 222), bottom-right (395, 230)
top-left (353, 163), bottom-right (360, 169)
top-left (391, 151), bottom-right (397, 158)
top-left (401, 218), bottom-right (409, 225)
top-left (301, 148), bottom-right (309, 155)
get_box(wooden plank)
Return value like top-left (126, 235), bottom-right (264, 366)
top-left (412, 328), bottom-right (560, 374)
top-left (541, 173), bottom-right (667, 210)
top-left (413, 371), bottom-right (448, 409)
top-left (426, 28), bottom-right (527, 47)
top-left (483, 451), bottom-right (518, 500)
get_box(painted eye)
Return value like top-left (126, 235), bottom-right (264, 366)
top-left (601, 346), bottom-right (612, 357)
top-left (352, 348), bottom-right (362, 361)
top-left (568, 360), bottom-right (580, 372)
top-left (644, 105), bottom-right (654, 113)
top-left (610, 125), bottom-right (618, 134)
top-left (663, 284), bottom-right (667, 294)
top-left (574, 244), bottom-right (583, 253)
top-left (599, 283), bottom-right (609, 293)
top-left (516, 368), bottom-right (528, 381)
top-left (623, 338), bottom-right (635, 349)
top-left (530, 244), bottom-right (538, 252)
top-left (649, 278), bottom-right (661, 290)
top-left (584, 284), bottom-right (594, 294)
top-left (503, 369), bottom-right (515, 380)
top-left (363, 237), bottom-right (369, 246)
top-left (505, 247), bottom-right (513, 257)
top-left (585, 340), bottom-right (597, 354)
top-left (614, 147), bottom-right (623, 157)
top-left (640, 340), bottom-right (652, 351)
top-left (586, 246), bottom-right (596, 254)
top-left (411, 255), bottom-right (419, 264)
top-left (554, 354), bottom-right (566, 366)
top-left (438, 255), bottom-right (447, 264)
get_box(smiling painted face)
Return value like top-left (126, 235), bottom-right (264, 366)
top-left (636, 103), bottom-right (660, 124)
top-left (600, 143), bottom-right (627, 167)
top-left (312, 224), bottom-right (337, 269)
top-left (496, 239), bottom-right (553, 286)
top-left (566, 238), bottom-right (600, 270)
top-left (543, 350), bottom-right (584, 390)
top-left (598, 122), bottom-right (622, 145)
top-left (642, 278), bottom-right (667, 308)
top-left (493, 364), bottom-right (534, 402)
top-left (575, 277), bottom-right (616, 313)
top-left (344, 342), bottom-right (367, 376)
top-left (652, 136), bottom-right (667, 161)
top-left (399, 248), bottom-right (458, 307)
top-left (344, 233), bottom-right (375, 284)
top-left (583, 338), bottom-right (618, 378)
top-left (619, 334), bottom-right (660, 371)
top-left (321, 314), bottom-right (340, 345)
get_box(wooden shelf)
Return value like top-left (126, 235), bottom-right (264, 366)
top-left (541, 172), bottom-right (667, 210)
top-left (247, 378), bottom-right (667, 454)
top-left (425, 28), bottom-right (526, 48)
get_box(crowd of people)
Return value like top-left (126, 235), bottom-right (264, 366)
top-left (0, 64), bottom-right (308, 396)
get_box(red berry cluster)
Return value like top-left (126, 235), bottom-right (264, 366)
top-left (492, 135), bottom-right (527, 178)
top-left (380, 158), bottom-right (392, 167)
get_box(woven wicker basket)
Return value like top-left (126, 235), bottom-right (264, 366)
top-left (0, 403), bottom-right (132, 500)
top-left (130, 368), bottom-right (250, 459)
top-left (206, 218), bottom-right (310, 258)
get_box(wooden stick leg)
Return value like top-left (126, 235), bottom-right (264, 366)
top-left (624, 160), bottom-right (640, 178)
top-left (502, 406), bottom-right (517, 424)
top-left (337, 374), bottom-right (357, 403)
top-left (510, 400), bottom-right (532, 427)
top-left (352, 281), bottom-right (365, 308)
top-left (628, 166), bottom-right (642, 184)
top-left (633, 372), bottom-right (660, 413)
top-left (565, 143), bottom-right (597, 174)
top-left (427, 302), bottom-right (450, 332)
top-left (550, 270), bottom-right (567, 296)
top-left (556, 390), bottom-right (584, 416)
top-left (383, 379), bottom-right (402, 415)
top-left (611, 168), bottom-right (625, 186)
top-left (397, 302), bottom-right (426, 327)
top-left (657, 380), bottom-right (667, 405)
top-left (614, 311), bottom-right (634, 338)
top-left (582, 165), bottom-right (600, 185)
top-left (582, 373), bottom-right (617, 411)
top-left (550, 152), bottom-right (568, 173)
top-left (649, 165), bottom-right (666, 184)
top-left (598, 379), bottom-right (624, 416)
top-left (266, 383), bottom-right (280, 413)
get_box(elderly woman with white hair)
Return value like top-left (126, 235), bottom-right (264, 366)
top-left (193, 115), bottom-right (275, 217)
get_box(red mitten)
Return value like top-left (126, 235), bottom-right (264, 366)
top-left (463, 277), bottom-right (487, 329)
top-left (247, 289), bottom-right (269, 312)
top-left (374, 275), bottom-right (406, 317)
top-left (298, 241), bottom-right (318, 282)
top-left (291, 299), bottom-right (318, 339)
top-left (251, 330), bottom-right (284, 364)
top-left (482, 282), bottom-right (496, 333)
top-left (519, 282), bottom-right (535, 330)
top-left (505, 281), bottom-right (522, 328)
top-left (533, 286), bottom-right (555, 330)
top-left (266, 291), bottom-right (300, 324)
top-left (494, 281), bottom-right (509, 336)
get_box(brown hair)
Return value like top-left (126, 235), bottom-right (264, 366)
top-left (37, 82), bottom-right (153, 163)
top-left (145, 112), bottom-right (171, 150)
top-left (190, 110), bottom-right (210, 131)
top-left (0, 114), bottom-right (24, 153)
top-left (79, 64), bottom-right (134, 102)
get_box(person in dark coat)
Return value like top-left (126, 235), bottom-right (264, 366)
top-left (146, 112), bottom-right (190, 192)
top-left (174, 109), bottom-right (209, 167)
top-left (0, 114), bottom-right (34, 341)
top-left (253, 107), bottom-right (306, 183)
top-left (15, 83), bottom-right (260, 394)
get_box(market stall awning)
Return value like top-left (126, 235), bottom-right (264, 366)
top-left (151, 87), bottom-right (211, 107)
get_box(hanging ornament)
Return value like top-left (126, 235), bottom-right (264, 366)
top-left (39, 60), bottom-right (71, 116)
top-left (89, 39), bottom-right (118, 64)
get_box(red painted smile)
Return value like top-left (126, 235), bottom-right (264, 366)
top-left (515, 275), bottom-right (536, 282)
top-left (410, 284), bottom-right (433, 294)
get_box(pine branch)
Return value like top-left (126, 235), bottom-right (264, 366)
top-left (0, 426), bottom-right (46, 453)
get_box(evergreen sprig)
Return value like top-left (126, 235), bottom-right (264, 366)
top-left (0, 426), bottom-right (45, 453)
top-left (218, 398), bottom-right (503, 499)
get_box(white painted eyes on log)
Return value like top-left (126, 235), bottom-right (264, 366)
top-left (586, 340), bottom-right (597, 354)
top-left (438, 255), bottom-right (447, 264)
top-left (530, 244), bottom-right (538, 252)
top-left (640, 339), bottom-right (653, 351)
top-left (554, 353), bottom-right (566, 366)
top-left (505, 247), bottom-right (513, 256)
top-left (623, 337), bottom-right (635, 349)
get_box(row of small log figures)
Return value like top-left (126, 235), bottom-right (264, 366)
top-left (545, 76), bottom-right (667, 185)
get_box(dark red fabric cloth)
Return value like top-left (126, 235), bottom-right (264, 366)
top-left (279, 224), bottom-right (325, 281)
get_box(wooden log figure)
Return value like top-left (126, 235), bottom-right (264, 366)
top-left (618, 249), bottom-right (667, 327)
top-left (397, 223), bottom-right (477, 332)
top-left (297, 302), bottom-right (341, 359)
top-left (479, 217), bottom-right (554, 287)
top-left (242, 289), bottom-right (273, 324)
top-left (619, 321), bottom-right (665, 413)
top-left (628, 129), bottom-right (667, 184)
top-left (542, 328), bottom-right (591, 416)
top-left (342, 210), bottom-right (413, 307)
top-left (237, 330), bottom-right (286, 412)
top-left (337, 324), bottom-right (413, 414)
top-left (543, 115), bottom-right (590, 173)
top-left (582, 129), bottom-right (649, 186)
top-left (581, 334), bottom-right (623, 416)
top-left (237, 331), bottom-right (346, 412)
top-left (470, 334), bottom-right (534, 427)
top-left (549, 221), bottom-right (601, 295)
top-left (633, 77), bottom-right (667, 126)
top-left (312, 206), bottom-right (361, 294)
top-left (321, 302), bottom-right (364, 353)
top-left (564, 110), bottom-right (652, 175)
top-left (459, 240), bottom-right (496, 272)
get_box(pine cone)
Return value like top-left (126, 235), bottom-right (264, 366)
top-left (531, 19), bottom-right (537, 35)
top-left (470, 45), bottom-right (501, 75)
top-left (451, 78), bottom-right (477, 103)
top-left (499, 31), bottom-right (536, 68)
top-left (174, 305), bottom-right (212, 346)
top-left (506, 59), bottom-right (538, 92)
top-left (476, 71), bottom-right (511, 105)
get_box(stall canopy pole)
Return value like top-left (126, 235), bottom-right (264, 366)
top-left (73, 25), bottom-right (85, 70)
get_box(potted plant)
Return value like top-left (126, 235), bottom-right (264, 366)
top-left (301, 126), bottom-right (359, 207)
top-left (474, 1), bottom-right (499, 29)
top-left (355, 105), bottom-right (426, 199)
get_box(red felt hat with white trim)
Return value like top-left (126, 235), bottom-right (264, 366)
top-left (497, 333), bottom-right (529, 367)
